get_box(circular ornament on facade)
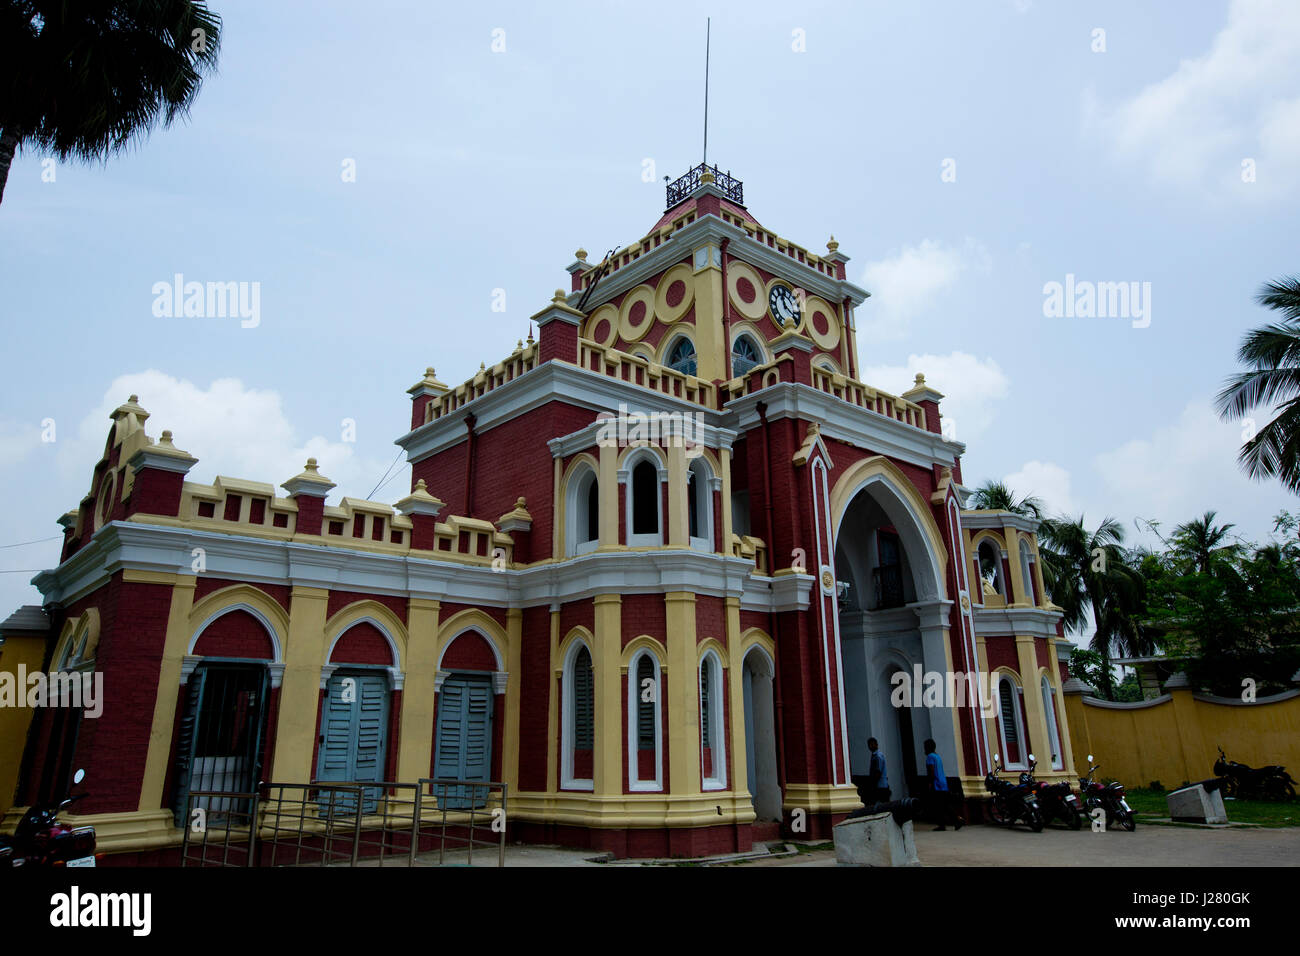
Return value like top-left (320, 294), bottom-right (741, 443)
top-left (765, 278), bottom-right (804, 333)
top-left (584, 303), bottom-right (618, 348)
top-left (726, 260), bottom-right (768, 322)
top-left (94, 469), bottom-right (117, 531)
top-left (803, 294), bottom-right (840, 351)
top-left (960, 593), bottom-right (971, 612)
top-left (654, 263), bottom-right (695, 324)
top-left (820, 566), bottom-right (836, 594)
top-left (618, 284), bottom-right (657, 343)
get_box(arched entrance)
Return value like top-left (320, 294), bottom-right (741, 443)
top-left (831, 466), bottom-right (957, 804)
top-left (741, 646), bottom-right (781, 821)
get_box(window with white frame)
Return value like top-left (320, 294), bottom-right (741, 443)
top-left (628, 650), bottom-right (662, 791)
top-left (996, 675), bottom-right (1028, 770)
top-left (566, 464), bottom-right (600, 556)
top-left (1041, 676), bottom-right (1063, 769)
top-left (699, 651), bottom-right (726, 790)
top-left (687, 457), bottom-right (714, 550)
top-left (562, 642), bottom-right (595, 790)
top-left (626, 454), bottom-right (662, 546)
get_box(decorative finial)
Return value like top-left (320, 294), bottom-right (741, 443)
top-left (416, 478), bottom-right (428, 491)
top-left (527, 325), bottom-right (535, 343)
top-left (700, 168), bottom-right (715, 184)
top-left (515, 496), bottom-right (526, 509)
top-left (517, 339), bottom-right (523, 349)
top-left (553, 288), bottom-right (566, 304)
top-left (827, 235), bottom-right (839, 253)
top-left (159, 429), bottom-right (174, 445)
top-left (305, 457), bottom-right (320, 473)
top-left (480, 361), bottom-right (486, 370)
top-left (426, 366), bottom-right (436, 376)
top-left (575, 247), bottom-right (588, 261)
top-left (914, 373), bottom-right (926, 386)
top-left (129, 394), bottom-right (139, 403)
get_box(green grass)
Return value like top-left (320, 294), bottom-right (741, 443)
top-left (1125, 787), bottom-right (1300, 828)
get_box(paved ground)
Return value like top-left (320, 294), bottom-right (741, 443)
top-left (757, 823), bottom-right (1300, 867)
top-left (404, 823), bottom-right (1300, 867)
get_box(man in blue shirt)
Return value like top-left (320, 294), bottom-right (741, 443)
top-left (866, 737), bottom-right (890, 804)
top-left (924, 738), bottom-right (964, 831)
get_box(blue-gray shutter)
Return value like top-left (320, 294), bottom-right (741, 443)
top-left (317, 671), bottom-right (389, 814)
top-left (433, 676), bottom-right (493, 809)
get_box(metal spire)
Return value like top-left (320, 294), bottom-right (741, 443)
top-left (703, 17), bottom-right (710, 167)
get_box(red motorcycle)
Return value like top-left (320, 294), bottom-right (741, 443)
top-left (1079, 754), bottom-right (1136, 832)
top-left (0, 769), bottom-right (97, 868)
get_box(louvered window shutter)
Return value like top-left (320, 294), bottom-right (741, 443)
top-left (573, 647), bottom-right (594, 750)
top-left (636, 656), bottom-right (655, 751)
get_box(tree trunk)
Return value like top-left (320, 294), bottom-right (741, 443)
top-left (0, 128), bottom-right (21, 206)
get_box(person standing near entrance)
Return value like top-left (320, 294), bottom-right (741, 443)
top-left (924, 738), bottom-right (963, 831)
top-left (866, 737), bottom-right (890, 804)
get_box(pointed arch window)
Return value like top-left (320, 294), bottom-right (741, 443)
top-left (996, 675), bottom-right (1029, 771)
top-left (1019, 538), bottom-right (1037, 605)
top-left (687, 457), bottom-right (714, 550)
top-left (626, 455), bottom-right (663, 546)
top-left (699, 651), bottom-right (726, 790)
top-left (562, 643), bottom-right (595, 790)
top-left (566, 465), bottom-right (600, 556)
top-left (1041, 676), bottom-right (1063, 769)
top-left (628, 650), bottom-right (663, 791)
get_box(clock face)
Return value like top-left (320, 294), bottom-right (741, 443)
top-left (769, 283), bottom-right (801, 327)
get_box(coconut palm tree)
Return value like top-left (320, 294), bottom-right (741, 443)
top-left (0, 1), bottom-right (221, 206)
top-left (1169, 510), bottom-right (1243, 575)
top-left (1037, 514), bottom-right (1147, 699)
top-left (1216, 276), bottom-right (1300, 494)
top-left (967, 480), bottom-right (1045, 520)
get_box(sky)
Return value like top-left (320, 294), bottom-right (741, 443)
top-left (1, 0), bottom-right (1298, 620)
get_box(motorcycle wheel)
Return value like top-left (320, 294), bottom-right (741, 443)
top-left (1264, 778), bottom-right (1296, 802)
top-left (987, 797), bottom-right (1010, 826)
top-left (1220, 777), bottom-right (1237, 799)
top-left (1067, 806), bottom-right (1083, 830)
top-left (1116, 807), bottom-right (1137, 832)
top-left (1026, 807), bottom-right (1045, 833)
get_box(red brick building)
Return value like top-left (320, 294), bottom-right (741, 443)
top-left (8, 165), bottom-right (1076, 859)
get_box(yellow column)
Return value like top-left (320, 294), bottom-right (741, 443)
top-left (503, 607), bottom-right (523, 793)
top-left (592, 594), bottom-right (623, 794)
top-left (665, 592), bottom-right (700, 794)
top-left (1046, 638), bottom-right (1075, 775)
top-left (1030, 539), bottom-right (1047, 608)
top-left (719, 446), bottom-right (733, 547)
top-left (725, 597), bottom-right (749, 806)
top-left (138, 573), bottom-right (196, 812)
top-left (396, 598), bottom-right (440, 781)
top-left (546, 607), bottom-right (560, 793)
top-left (598, 442), bottom-right (618, 549)
top-left (691, 244), bottom-right (724, 382)
top-left (1004, 528), bottom-right (1031, 607)
top-left (268, 587), bottom-right (330, 782)
top-left (1015, 635), bottom-right (1049, 768)
top-left (667, 443), bottom-right (688, 547)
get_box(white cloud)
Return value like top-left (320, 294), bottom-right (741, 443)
top-left (859, 239), bottom-right (990, 342)
top-left (1091, 400), bottom-right (1287, 543)
top-left (863, 351), bottom-right (1009, 444)
top-left (1086, 0), bottom-right (1300, 196)
top-left (58, 371), bottom-right (407, 504)
top-left (1003, 460), bottom-right (1076, 516)
top-left (0, 420), bottom-right (43, 470)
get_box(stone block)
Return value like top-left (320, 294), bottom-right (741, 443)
top-left (833, 810), bottom-right (920, 866)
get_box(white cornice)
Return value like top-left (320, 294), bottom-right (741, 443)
top-left (33, 520), bottom-right (809, 614)
top-left (972, 605), bottom-right (1062, 639)
top-left (723, 383), bottom-right (966, 471)
top-left (962, 511), bottom-right (1041, 533)
top-left (547, 418), bottom-right (738, 460)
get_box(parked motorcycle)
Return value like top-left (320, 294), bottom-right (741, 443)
top-left (1079, 754), bottom-right (1136, 831)
top-left (0, 769), bottom-right (97, 868)
top-left (1025, 761), bottom-right (1085, 829)
top-left (1214, 746), bottom-right (1297, 801)
top-left (985, 753), bottom-right (1045, 832)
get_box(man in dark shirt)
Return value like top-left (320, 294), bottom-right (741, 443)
top-left (866, 737), bottom-right (890, 805)
top-left (924, 738), bottom-right (964, 831)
